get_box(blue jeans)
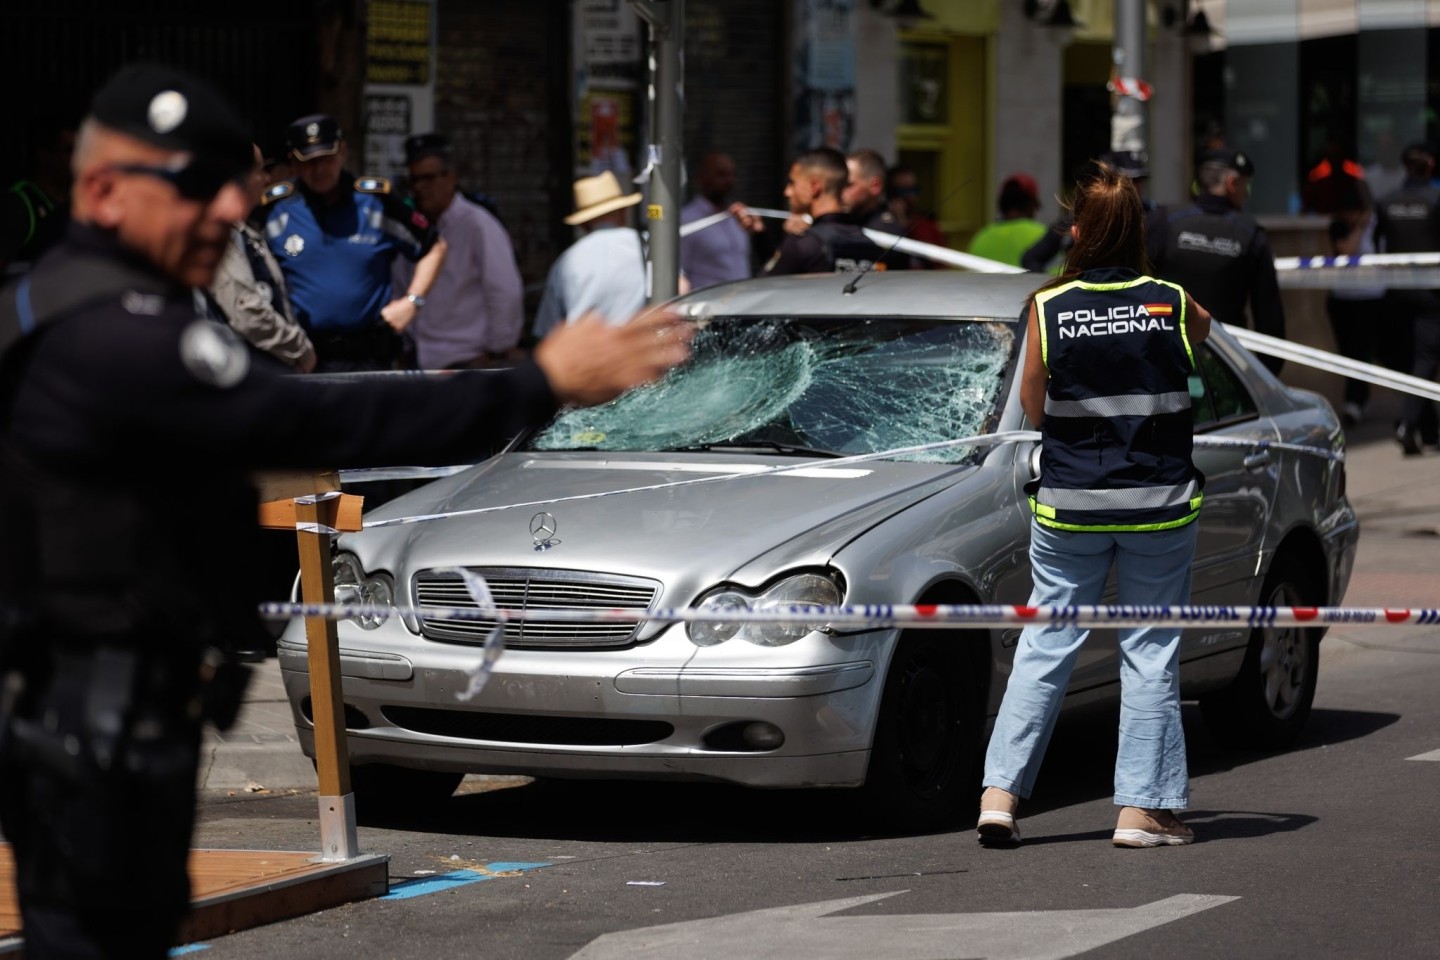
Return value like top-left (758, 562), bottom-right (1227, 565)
top-left (982, 520), bottom-right (1198, 809)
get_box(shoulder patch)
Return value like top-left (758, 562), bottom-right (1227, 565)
top-left (180, 319), bottom-right (250, 389)
top-left (355, 176), bottom-right (391, 195)
top-left (262, 181), bottom-right (294, 206)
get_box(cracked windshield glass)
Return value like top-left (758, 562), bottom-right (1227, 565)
top-left (529, 317), bottom-right (1017, 463)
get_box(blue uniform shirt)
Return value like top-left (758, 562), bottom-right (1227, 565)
top-left (260, 174), bottom-right (435, 333)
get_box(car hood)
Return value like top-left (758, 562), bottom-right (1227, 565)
top-left (348, 451), bottom-right (974, 593)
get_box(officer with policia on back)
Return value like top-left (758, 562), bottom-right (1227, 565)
top-left (0, 63), bottom-right (691, 960)
top-left (1146, 148), bottom-right (1286, 375)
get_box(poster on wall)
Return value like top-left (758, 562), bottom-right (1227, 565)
top-left (363, 0), bottom-right (435, 183)
top-left (576, 0), bottom-right (642, 182)
top-left (793, 0), bottom-right (856, 154)
top-left (365, 94), bottom-right (412, 184)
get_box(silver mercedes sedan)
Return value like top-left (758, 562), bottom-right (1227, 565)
top-left (277, 270), bottom-right (1359, 828)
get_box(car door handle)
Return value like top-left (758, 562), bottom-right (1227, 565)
top-left (1243, 450), bottom-right (1271, 470)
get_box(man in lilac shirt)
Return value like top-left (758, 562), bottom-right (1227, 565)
top-left (394, 133), bottom-right (525, 368)
top-left (680, 151), bottom-right (753, 290)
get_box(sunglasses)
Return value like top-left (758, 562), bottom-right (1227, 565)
top-left (105, 158), bottom-right (245, 201)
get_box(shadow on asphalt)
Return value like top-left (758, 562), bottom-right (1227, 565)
top-left (349, 703), bottom-right (1398, 844)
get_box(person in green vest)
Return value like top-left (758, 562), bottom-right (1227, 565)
top-left (967, 172), bottom-right (1047, 268)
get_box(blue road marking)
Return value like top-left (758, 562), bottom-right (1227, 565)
top-left (383, 862), bottom-right (552, 900)
top-left (170, 945), bottom-right (211, 956)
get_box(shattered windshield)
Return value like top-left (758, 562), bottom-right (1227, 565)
top-left (527, 316), bottom-right (1018, 464)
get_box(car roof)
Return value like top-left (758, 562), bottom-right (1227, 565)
top-left (671, 271), bottom-right (1039, 321)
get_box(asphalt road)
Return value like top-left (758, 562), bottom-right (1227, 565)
top-left (183, 393), bottom-right (1440, 960)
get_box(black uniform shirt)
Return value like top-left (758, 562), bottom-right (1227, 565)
top-left (1146, 194), bottom-right (1286, 360)
top-left (1, 223), bottom-right (556, 647)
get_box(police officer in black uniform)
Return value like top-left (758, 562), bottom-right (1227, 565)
top-left (1373, 142), bottom-right (1440, 454)
top-left (1146, 148), bottom-right (1286, 375)
top-left (0, 63), bottom-right (689, 960)
top-left (755, 147), bottom-right (890, 276)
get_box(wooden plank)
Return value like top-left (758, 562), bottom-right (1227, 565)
top-left (257, 493), bottom-right (365, 532)
top-left (0, 846), bottom-right (16, 941)
top-left (295, 495), bottom-right (352, 798)
top-left (1, 846), bottom-right (388, 949)
top-left (176, 853), bottom-right (389, 944)
top-left (251, 470), bottom-right (343, 503)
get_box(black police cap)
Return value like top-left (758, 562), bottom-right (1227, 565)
top-left (404, 131), bottom-right (451, 165)
top-left (1198, 148), bottom-right (1255, 179)
top-left (1100, 149), bottom-right (1149, 179)
top-left (287, 114), bottom-right (343, 160)
top-left (90, 62), bottom-right (252, 176)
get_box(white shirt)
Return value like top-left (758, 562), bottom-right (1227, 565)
top-left (393, 194), bottom-right (524, 369)
top-left (533, 224), bottom-right (648, 337)
top-left (680, 196), bottom-right (752, 290)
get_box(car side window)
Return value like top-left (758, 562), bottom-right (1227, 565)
top-left (1190, 344), bottom-right (1258, 430)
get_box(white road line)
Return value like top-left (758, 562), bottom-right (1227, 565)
top-left (569, 892), bottom-right (1240, 960)
top-left (1406, 749), bottom-right (1440, 761)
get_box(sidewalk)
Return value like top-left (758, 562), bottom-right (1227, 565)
top-left (198, 654), bottom-right (316, 793)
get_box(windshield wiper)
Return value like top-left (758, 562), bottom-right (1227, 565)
top-left (667, 440), bottom-right (844, 459)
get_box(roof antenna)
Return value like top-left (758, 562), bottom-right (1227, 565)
top-left (842, 175), bottom-right (973, 296)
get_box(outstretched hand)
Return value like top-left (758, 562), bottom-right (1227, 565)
top-left (534, 307), bottom-right (693, 407)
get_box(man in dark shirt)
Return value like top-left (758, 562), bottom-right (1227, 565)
top-left (844, 148), bottom-right (908, 270)
top-left (1374, 143), bottom-right (1440, 453)
top-left (0, 63), bottom-right (690, 960)
top-left (1147, 148), bottom-right (1286, 375)
top-left (739, 147), bottom-right (888, 276)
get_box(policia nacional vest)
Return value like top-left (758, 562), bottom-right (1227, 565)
top-left (1030, 267), bottom-right (1204, 532)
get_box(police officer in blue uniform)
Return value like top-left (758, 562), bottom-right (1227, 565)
top-left (978, 162), bottom-right (1213, 849)
top-left (261, 114), bottom-right (448, 371)
top-left (1147, 148), bottom-right (1285, 375)
top-left (0, 64), bottom-right (689, 959)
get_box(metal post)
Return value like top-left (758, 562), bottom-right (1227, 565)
top-left (630, 0), bottom-right (684, 304)
top-left (1111, 0), bottom-right (1148, 156)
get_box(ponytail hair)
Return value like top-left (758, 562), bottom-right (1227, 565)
top-left (1029, 161), bottom-right (1150, 304)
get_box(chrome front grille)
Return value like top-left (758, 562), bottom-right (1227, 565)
top-left (413, 567), bottom-right (660, 649)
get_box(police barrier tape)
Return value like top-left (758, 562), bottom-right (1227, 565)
top-left (264, 580), bottom-right (1435, 700)
top-left (261, 600), bottom-right (1440, 631)
top-left (1226, 326), bottom-right (1440, 403)
top-left (705, 207), bottom-right (1440, 284)
top-left (1272, 251), bottom-right (1440, 290)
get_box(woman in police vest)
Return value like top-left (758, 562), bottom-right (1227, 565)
top-left (977, 162), bottom-right (1212, 849)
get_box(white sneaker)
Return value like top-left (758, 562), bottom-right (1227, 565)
top-left (977, 787), bottom-right (1021, 846)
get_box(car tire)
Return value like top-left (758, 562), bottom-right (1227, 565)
top-left (348, 764), bottom-right (465, 816)
top-left (1199, 555), bottom-right (1322, 751)
top-left (859, 632), bottom-right (979, 831)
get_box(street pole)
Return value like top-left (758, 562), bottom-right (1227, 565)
top-left (1111, 0), bottom-right (1148, 157)
top-left (630, 0), bottom-right (684, 304)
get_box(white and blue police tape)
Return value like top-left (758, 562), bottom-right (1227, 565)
top-left (262, 598), bottom-right (1440, 632)
top-left (261, 596), bottom-right (1438, 700)
top-left (1273, 251), bottom-right (1440, 290)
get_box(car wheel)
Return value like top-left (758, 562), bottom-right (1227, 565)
top-left (348, 764), bottom-right (464, 816)
top-left (860, 633), bottom-right (979, 831)
top-left (1199, 556), bottom-right (1321, 751)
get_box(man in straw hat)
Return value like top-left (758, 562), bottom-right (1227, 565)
top-left (534, 170), bottom-right (651, 338)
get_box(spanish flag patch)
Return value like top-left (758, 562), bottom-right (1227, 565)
top-left (1143, 303), bottom-right (1174, 316)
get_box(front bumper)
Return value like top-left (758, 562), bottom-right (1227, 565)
top-left (276, 624), bottom-right (888, 789)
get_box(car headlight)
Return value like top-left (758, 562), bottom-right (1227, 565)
top-left (687, 571), bottom-right (842, 647)
top-left (332, 551), bottom-right (394, 630)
